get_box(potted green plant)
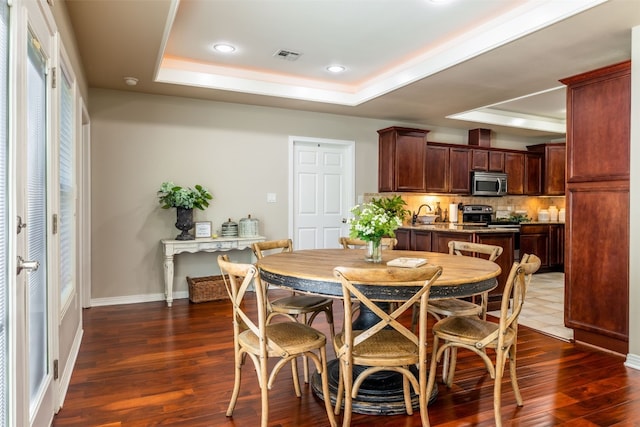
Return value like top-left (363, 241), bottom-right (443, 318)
top-left (348, 202), bottom-right (402, 262)
top-left (157, 181), bottom-right (213, 240)
top-left (370, 195), bottom-right (411, 224)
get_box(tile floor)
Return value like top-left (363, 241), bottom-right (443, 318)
top-left (488, 271), bottom-right (573, 342)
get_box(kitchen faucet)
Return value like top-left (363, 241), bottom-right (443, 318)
top-left (411, 204), bottom-right (432, 225)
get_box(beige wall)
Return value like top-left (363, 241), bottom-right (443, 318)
top-left (88, 88), bottom-right (545, 301)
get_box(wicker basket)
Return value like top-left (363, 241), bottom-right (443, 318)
top-left (186, 275), bottom-right (228, 303)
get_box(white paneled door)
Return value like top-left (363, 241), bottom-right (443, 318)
top-left (290, 137), bottom-right (354, 249)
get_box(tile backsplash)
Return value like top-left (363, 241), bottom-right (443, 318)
top-left (364, 193), bottom-right (565, 223)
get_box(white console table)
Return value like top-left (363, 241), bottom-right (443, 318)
top-left (161, 236), bottom-right (265, 307)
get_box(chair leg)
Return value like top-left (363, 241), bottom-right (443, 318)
top-left (441, 347), bottom-right (450, 383)
top-left (508, 345), bottom-right (523, 406)
top-left (334, 362), bottom-right (344, 415)
top-left (493, 349), bottom-right (506, 427)
top-left (260, 357), bottom-right (270, 427)
top-left (302, 313), bottom-right (310, 384)
top-left (426, 335), bottom-right (440, 412)
top-left (319, 347), bottom-right (338, 427)
top-left (445, 346), bottom-right (458, 388)
top-left (402, 374), bottom-right (413, 415)
top-left (226, 349), bottom-right (243, 417)
top-left (291, 358), bottom-right (301, 397)
top-left (419, 352), bottom-right (431, 427)
top-left (342, 359), bottom-right (354, 427)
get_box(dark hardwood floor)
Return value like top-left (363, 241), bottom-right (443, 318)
top-left (53, 290), bottom-right (640, 427)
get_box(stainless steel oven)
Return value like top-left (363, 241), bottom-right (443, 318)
top-left (462, 205), bottom-right (493, 223)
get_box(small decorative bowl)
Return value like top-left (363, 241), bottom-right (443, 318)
top-left (418, 214), bottom-right (438, 224)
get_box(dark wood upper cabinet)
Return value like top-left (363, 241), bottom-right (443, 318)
top-left (563, 63), bottom-right (630, 183)
top-left (378, 128), bottom-right (561, 196)
top-left (424, 144), bottom-right (449, 193)
top-left (471, 149), bottom-right (488, 171)
top-left (448, 147), bottom-right (471, 193)
top-left (377, 127), bottom-right (428, 192)
top-left (524, 153), bottom-right (542, 195)
top-left (528, 143), bottom-right (566, 195)
top-left (488, 151), bottom-right (505, 172)
top-left (504, 152), bottom-right (524, 195)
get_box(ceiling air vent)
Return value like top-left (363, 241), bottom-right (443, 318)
top-left (273, 49), bottom-right (302, 61)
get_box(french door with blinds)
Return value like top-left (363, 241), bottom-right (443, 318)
top-left (2, 0), bottom-right (84, 425)
top-left (14, 1), bottom-right (57, 425)
top-left (0, 1), bottom-right (9, 425)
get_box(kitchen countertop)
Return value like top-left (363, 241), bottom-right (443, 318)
top-left (521, 221), bottom-right (565, 225)
top-left (400, 223), bottom-right (520, 233)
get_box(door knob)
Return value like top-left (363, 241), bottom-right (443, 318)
top-left (342, 218), bottom-right (347, 224)
top-left (17, 256), bottom-right (39, 275)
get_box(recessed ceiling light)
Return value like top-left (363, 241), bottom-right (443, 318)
top-left (213, 43), bottom-right (236, 53)
top-left (327, 65), bottom-right (346, 73)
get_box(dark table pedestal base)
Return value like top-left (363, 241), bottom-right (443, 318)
top-left (310, 359), bottom-right (438, 415)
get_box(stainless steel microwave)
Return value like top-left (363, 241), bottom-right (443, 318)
top-left (471, 172), bottom-right (508, 196)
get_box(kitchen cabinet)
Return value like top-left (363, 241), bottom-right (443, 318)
top-left (472, 149), bottom-right (504, 172)
top-left (528, 143), bottom-right (566, 195)
top-left (519, 223), bottom-right (564, 272)
top-left (471, 149), bottom-right (488, 171)
top-left (449, 147), bottom-right (472, 193)
top-left (524, 153), bottom-right (542, 195)
top-left (504, 152), bottom-right (524, 194)
top-left (411, 229), bottom-right (432, 251)
top-left (377, 127), bottom-right (429, 192)
top-left (519, 224), bottom-right (550, 267)
top-left (394, 228), bottom-right (411, 250)
top-left (549, 224), bottom-right (564, 269)
top-left (489, 151), bottom-right (505, 172)
top-left (424, 144), bottom-right (449, 192)
top-left (561, 60), bottom-right (629, 354)
top-left (425, 143), bottom-right (471, 194)
top-left (376, 127), bottom-right (552, 196)
top-left (431, 231), bottom-right (472, 253)
top-left (503, 151), bottom-right (542, 196)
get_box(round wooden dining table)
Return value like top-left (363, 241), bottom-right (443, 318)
top-left (256, 248), bottom-right (501, 415)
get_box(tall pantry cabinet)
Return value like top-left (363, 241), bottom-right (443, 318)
top-left (561, 61), bottom-right (630, 354)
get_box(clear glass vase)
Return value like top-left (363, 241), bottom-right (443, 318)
top-left (365, 239), bottom-right (382, 263)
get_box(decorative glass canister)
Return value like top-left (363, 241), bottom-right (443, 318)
top-left (220, 218), bottom-right (239, 237)
top-left (239, 214), bottom-right (259, 237)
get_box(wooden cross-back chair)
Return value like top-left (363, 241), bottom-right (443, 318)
top-left (333, 264), bottom-right (443, 427)
top-left (338, 236), bottom-right (397, 250)
top-left (426, 253), bottom-right (541, 427)
top-left (218, 255), bottom-right (337, 427)
top-left (427, 241), bottom-right (503, 321)
top-left (252, 239), bottom-right (335, 383)
top-left (416, 240), bottom-right (504, 382)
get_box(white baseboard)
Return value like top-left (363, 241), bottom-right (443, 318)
top-left (90, 291), bottom-right (189, 307)
top-left (624, 353), bottom-right (640, 370)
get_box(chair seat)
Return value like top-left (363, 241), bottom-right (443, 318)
top-left (428, 298), bottom-right (483, 318)
top-left (240, 321), bottom-right (327, 355)
top-left (270, 295), bottom-right (333, 313)
top-left (334, 330), bottom-right (418, 365)
top-left (432, 316), bottom-right (515, 349)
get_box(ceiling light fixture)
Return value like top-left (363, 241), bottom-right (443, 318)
top-left (213, 43), bottom-right (236, 53)
top-left (123, 77), bottom-right (138, 86)
top-left (326, 65), bottom-right (346, 73)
